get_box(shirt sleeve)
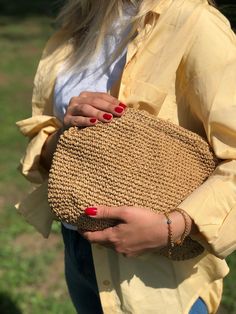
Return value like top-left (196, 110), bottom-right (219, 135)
top-left (16, 31), bottom-right (65, 184)
top-left (16, 115), bottom-right (62, 184)
top-left (178, 5), bottom-right (236, 259)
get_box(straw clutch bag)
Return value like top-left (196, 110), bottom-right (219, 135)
top-left (48, 108), bottom-right (218, 260)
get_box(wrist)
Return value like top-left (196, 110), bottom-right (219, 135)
top-left (169, 209), bottom-right (198, 242)
top-left (158, 209), bottom-right (199, 258)
top-left (169, 211), bottom-right (186, 243)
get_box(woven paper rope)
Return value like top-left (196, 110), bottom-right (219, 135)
top-left (48, 109), bottom-right (219, 260)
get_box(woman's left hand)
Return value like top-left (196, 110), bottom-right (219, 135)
top-left (81, 206), bottom-right (192, 257)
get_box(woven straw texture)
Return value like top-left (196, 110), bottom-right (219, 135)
top-left (48, 108), bottom-right (219, 260)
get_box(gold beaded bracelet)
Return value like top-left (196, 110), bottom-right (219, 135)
top-left (174, 208), bottom-right (190, 246)
top-left (163, 212), bottom-right (175, 258)
top-left (162, 209), bottom-right (190, 257)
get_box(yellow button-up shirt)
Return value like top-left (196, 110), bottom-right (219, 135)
top-left (16, 0), bottom-right (236, 313)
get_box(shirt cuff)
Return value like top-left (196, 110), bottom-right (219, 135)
top-left (15, 180), bottom-right (55, 238)
top-left (16, 116), bottom-right (62, 184)
top-left (178, 175), bottom-right (236, 259)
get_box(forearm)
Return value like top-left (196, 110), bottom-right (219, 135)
top-left (40, 128), bottom-right (63, 172)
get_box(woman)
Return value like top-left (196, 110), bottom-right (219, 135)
top-left (16, 0), bottom-right (236, 313)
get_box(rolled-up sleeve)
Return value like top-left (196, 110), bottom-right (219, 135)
top-left (16, 115), bottom-right (62, 184)
top-left (15, 31), bottom-right (70, 237)
top-left (178, 6), bottom-right (236, 258)
top-left (16, 30), bottom-right (66, 184)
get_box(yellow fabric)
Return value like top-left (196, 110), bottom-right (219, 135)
top-left (16, 0), bottom-right (236, 313)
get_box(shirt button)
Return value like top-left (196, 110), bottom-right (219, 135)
top-left (103, 280), bottom-right (111, 286)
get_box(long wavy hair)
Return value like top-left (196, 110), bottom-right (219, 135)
top-left (57, 0), bottom-right (215, 70)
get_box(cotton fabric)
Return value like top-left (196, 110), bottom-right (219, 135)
top-left (16, 0), bottom-right (236, 313)
top-left (62, 225), bottom-right (208, 314)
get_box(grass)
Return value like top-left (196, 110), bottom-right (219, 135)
top-left (0, 9), bottom-right (236, 314)
top-left (0, 16), bottom-right (75, 314)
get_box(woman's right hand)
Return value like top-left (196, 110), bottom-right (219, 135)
top-left (41, 91), bottom-right (126, 171)
top-left (63, 91), bottom-right (126, 128)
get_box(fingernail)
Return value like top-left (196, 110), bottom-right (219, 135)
top-left (103, 113), bottom-right (113, 120)
top-left (118, 102), bottom-right (127, 109)
top-left (115, 106), bottom-right (124, 113)
top-left (90, 118), bottom-right (97, 123)
top-left (85, 207), bottom-right (97, 216)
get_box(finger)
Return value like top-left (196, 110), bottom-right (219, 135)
top-left (79, 91), bottom-right (122, 107)
top-left (64, 97), bottom-right (113, 127)
top-left (64, 115), bottom-right (98, 128)
top-left (70, 103), bottom-right (115, 123)
top-left (68, 93), bottom-right (126, 114)
top-left (82, 227), bottom-right (113, 244)
top-left (84, 206), bottom-right (128, 221)
top-left (75, 97), bottom-right (126, 118)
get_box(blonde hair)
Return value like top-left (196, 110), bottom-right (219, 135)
top-left (57, 0), bottom-right (215, 70)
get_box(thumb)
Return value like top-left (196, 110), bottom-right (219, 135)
top-left (84, 206), bottom-right (126, 220)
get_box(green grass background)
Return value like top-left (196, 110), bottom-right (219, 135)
top-left (0, 3), bottom-right (236, 314)
top-left (0, 16), bottom-right (75, 314)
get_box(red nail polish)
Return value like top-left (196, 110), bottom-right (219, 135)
top-left (90, 118), bottom-right (97, 123)
top-left (115, 106), bottom-right (124, 113)
top-left (103, 113), bottom-right (113, 120)
top-left (85, 207), bottom-right (97, 216)
top-left (118, 102), bottom-right (127, 109)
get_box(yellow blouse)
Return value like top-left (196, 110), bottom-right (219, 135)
top-left (16, 0), bottom-right (236, 313)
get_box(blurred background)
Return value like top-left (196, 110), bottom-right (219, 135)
top-left (0, 1), bottom-right (235, 313)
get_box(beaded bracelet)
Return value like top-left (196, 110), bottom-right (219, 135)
top-left (174, 208), bottom-right (190, 246)
top-left (162, 209), bottom-right (190, 257)
top-left (163, 212), bottom-right (175, 258)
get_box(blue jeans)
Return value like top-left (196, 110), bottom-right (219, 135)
top-left (62, 224), bottom-right (103, 314)
top-left (62, 225), bottom-right (208, 314)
